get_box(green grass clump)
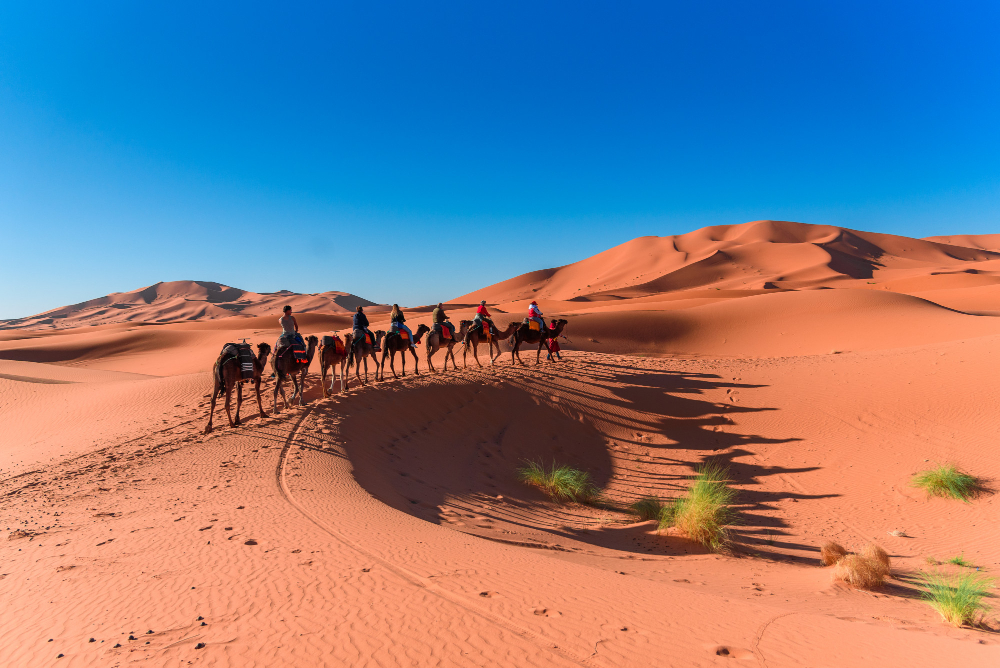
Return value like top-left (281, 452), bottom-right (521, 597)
top-left (630, 496), bottom-right (664, 522)
top-left (946, 554), bottom-right (975, 568)
top-left (911, 464), bottom-right (978, 501)
top-left (918, 570), bottom-right (994, 627)
top-left (659, 462), bottom-right (737, 552)
top-left (517, 461), bottom-right (600, 504)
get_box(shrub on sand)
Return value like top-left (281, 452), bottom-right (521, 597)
top-left (912, 464), bottom-right (978, 502)
top-left (659, 462), bottom-right (736, 552)
top-left (919, 570), bottom-right (994, 627)
top-left (820, 541), bottom-right (848, 566)
top-left (860, 542), bottom-right (891, 574)
top-left (833, 553), bottom-right (888, 590)
top-left (517, 461), bottom-right (600, 504)
top-left (630, 496), bottom-right (664, 522)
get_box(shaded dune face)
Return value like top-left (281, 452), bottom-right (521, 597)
top-left (324, 361), bottom-right (789, 556)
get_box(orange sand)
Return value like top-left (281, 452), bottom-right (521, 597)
top-left (1, 221), bottom-right (998, 666)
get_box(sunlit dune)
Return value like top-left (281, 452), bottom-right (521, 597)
top-left (1, 221), bottom-right (998, 666)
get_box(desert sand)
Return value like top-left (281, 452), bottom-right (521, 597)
top-left (1, 220), bottom-right (998, 666)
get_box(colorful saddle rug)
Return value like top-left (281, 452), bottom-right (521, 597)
top-left (440, 324), bottom-right (452, 340)
top-left (528, 319), bottom-right (541, 331)
top-left (322, 335), bottom-right (346, 355)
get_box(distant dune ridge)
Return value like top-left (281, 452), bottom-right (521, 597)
top-left (6, 221), bottom-right (1000, 341)
top-left (451, 220), bottom-right (1000, 303)
top-left (1, 280), bottom-right (384, 330)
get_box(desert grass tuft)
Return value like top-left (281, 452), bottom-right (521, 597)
top-left (659, 462), bottom-right (736, 552)
top-left (820, 541), bottom-right (848, 566)
top-left (833, 553), bottom-right (888, 590)
top-left (517, 461), bottom-right (600, 504)
top-left (860, 543), bottom-right (892, 574)
top-left (919, 570), bottom-right (994, 627)
top-left (630, 496), bottom-right (664, 522)
top-left (946, 554), bottom-right (975, 568)
top-left (912, 464), bottom-right (978, 502)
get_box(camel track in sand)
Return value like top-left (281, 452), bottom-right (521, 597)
top-left (274, 396), bottom-right (595, 668)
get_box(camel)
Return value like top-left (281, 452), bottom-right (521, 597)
top-left (510, 318), bottom-right (568, 365)
top-left (424, 320), bottom-right (470, 373)
top-left (462, 320), bottom-right (518, 367)
top-left (378, 323), bottom-right (429, 380)
top-left (318, 333), bottom-right (353, 397)
top-left (271, 335), bottom-right (318, 412)
top-left (204, 342), bottom-right (271, 434)
top-left (345, 330), bottom-right (385, 388)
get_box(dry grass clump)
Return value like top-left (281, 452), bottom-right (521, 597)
top-left (912, 464), bottom-right (978, 502)
top-left (820, 541), bottom-right (848, 566)
top-left (830, 542), bottom-right (891, 589)
top-left (860, 542), bottom-right (891, 572)
top-left (517, 461), bottom-right (601, 504)
top-left (919, 570), bottom-right (995, 627)
top-left (834, 554), bottom-right (888, 590)
top-left (659, 462), bottom-right (736, 552)
top-left (630, 496), bottom-right (664, 522)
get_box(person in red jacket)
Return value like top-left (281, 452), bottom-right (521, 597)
top-left (528, 300), bottom-right (545, 331)
top-left (545, 319), bottom-right (565, 361)
top-left (473, 300), bottom-right (494, 335)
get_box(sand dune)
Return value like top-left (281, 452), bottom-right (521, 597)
top-left (0, 280), bottom-right (385, 330)
top-left (2, 221), bottom-right (999, 666)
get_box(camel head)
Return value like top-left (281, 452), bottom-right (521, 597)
top-left (551, 319), bottom-right (569, 335)
top-left (374, 330), bottom-right (386, 344)
top-left (414, 323), bottom-right (430, 343)
top-left (256, 342), bottom-right (272, 367)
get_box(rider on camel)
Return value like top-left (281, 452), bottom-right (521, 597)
top-left (473, 300), bottom-right (494, 336)
top-left (278, 305), bottom-right (304, 350)
top-left (528, 300), bottom-right (545, 331)
top-left (431, 302), bottom-right (456, 339)
top-left (390, 304), bottom-right (416, 350)
top-left (352, 305), bottom-right (373, 351)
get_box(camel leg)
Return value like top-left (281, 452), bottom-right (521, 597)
top-left (223, 382), bottom-right (235, 427)
top-left (390, 350), bottom-right (399, 379)
top-left (537, 341), bottom-right (544, 365)
top-left (409, 347), bottom-right (419, 375)
top-left (254, 377), bottom-right (267, 419)
top-left (321, 360), bottom-right (328, 398)
top-left (204, 381), bottom-right (220, 434)
top-left (234, 381), bottom-right (243, 426)
top-left (298, 368), bottom-right (308, 406)
top-left (363, 355), bottom-right (369, 384)
top-left (354, 352), bottom-right (364, 386)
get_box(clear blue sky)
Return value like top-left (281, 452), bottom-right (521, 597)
top-left (2, 1), bottom-right (998, 318)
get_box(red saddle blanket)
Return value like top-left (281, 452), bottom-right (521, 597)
top-left (440, 326), bottom-right (452, 340)
top-left (397, 329), bottom-right (409, 340)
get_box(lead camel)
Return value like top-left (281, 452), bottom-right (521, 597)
top-left (510, 319), bottom-right (568, 365)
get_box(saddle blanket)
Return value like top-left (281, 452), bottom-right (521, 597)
top-left (528, 320), bottom-right (541, 331)
top-left (440, 325), bottom-right (452, 340)
top-left (322, 335), bottom-right (346, 355)
top-left (235, 343), bottom-right (256, 379)
top-left (397, 329), bottom-right (409, 340)
top-left (292, 343), bottom-right (309, 363)
top-left (220, 342), bottom-right (256, 381)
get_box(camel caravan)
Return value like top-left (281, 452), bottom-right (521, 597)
top-left (203, 300), bottom-right (568, 434)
